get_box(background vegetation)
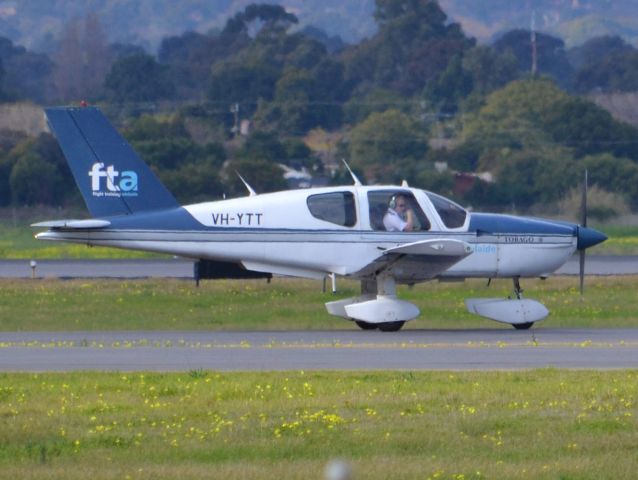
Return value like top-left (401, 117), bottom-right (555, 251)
top-left (2, 0), bottom-right (638, 220)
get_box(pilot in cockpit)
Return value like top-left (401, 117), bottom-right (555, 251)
top-left (383, 194), bottom-right (414, 232)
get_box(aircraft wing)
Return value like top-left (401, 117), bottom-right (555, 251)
top-left (354, 238), bottom-right (473, 281)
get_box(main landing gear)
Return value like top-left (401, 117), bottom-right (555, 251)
top-left (325, 276), bottom-right (418, 332)
top-left (355, 320), bottom-right (406, 332)
top-left (511, 278), bottom-right (534, 330)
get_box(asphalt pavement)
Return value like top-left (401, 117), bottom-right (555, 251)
top-left (1, 255), bottom-right (637, 279)
top-left (1, 329), bottom-right (637, 371)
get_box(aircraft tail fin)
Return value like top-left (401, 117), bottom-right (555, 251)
top-left (45, 106), bottom-right (179, 218)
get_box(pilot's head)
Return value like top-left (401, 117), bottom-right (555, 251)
top-left (391, 194), bottom-right (409, 213)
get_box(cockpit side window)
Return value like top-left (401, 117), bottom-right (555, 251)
top-left (307, 192), bottom-right (356, 227)
top-left (426, 192), bottom-right (467, 228)
top-left (367, 190), bottom-right (430, 231)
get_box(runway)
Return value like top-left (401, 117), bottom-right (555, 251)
top-left (2, 255), bottom-right (638, 278)
top-left (1, 329), bottom-right (637, 371)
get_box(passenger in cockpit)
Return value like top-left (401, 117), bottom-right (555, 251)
top-left (383, 194), bottom-right (414, 232)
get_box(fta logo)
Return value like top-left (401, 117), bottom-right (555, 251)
top-left (88, 163), bottom-right (138, 197)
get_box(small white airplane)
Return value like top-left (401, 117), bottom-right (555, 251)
top-left (34, 106), bottom-right (607, 332)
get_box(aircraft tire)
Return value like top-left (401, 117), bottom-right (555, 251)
top-left (378, 321), bottom-right (405, 332)
top-left (355, 321), bottom-right (378, 330)
top-left (513, 322), bottom-right (534, 330)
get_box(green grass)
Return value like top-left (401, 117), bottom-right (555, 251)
top-left (595, 225), bottom-right (638, 255)
top-left (0, 276), bottom-right (636, 331)
top-left (0, 370), bottom-right (636, 479)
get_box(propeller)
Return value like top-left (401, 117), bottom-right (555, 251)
top-left (579, 169), bottom-right (587, 297)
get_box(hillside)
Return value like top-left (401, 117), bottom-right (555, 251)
top-left (0, 0), bottom-right (375, 52)
top-left (440, 0), bottom-right (638, 47)
top-left (1, 0), bottom-right (638, 53)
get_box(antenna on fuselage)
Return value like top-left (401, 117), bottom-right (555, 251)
top-left (401, 179), bottom-right (409, 187)
top-left (341, 159), bottom-right (362, 186)
top-left (236, 172), bottom-right (257, 196)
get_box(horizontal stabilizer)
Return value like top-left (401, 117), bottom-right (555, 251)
top-left (465, 298), bottom-right (549, 325)
top-left (31, 219), bottom-right (111, 229)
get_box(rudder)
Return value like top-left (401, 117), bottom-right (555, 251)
top-left (45, 106), bottom-right (179, 217)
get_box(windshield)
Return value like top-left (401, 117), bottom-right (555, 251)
top-left (425, 192), bottom-right (467, 229)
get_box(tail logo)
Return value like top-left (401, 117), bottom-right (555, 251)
top-left (88, 163), bottom-right (138, 198)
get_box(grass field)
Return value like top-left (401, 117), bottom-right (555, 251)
top-left (0, 276), bottom-right (636, 331)
top-left (0, 370), bottom-right (636, 479)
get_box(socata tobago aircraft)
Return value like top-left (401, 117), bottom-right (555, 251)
top-left (33, 106), bottom-right (607, 332)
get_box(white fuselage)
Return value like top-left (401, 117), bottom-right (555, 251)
top-left (36, 186), bottom-right (578, 282)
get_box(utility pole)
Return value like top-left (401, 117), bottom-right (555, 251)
top-left (531, 10), bottom-right (538, 76)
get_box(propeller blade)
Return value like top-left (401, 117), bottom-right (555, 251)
top-left (579, 248), bottom-right (585, 297)
top-left (579, 169), bottom-right (588, 299)
top-left (581, 169), bottom-right (588, 228)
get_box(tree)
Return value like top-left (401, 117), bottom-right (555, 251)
top-left (53, 17), bottom-right (83, 101)
top-left (124, 114), bottom-right (190, 143)
top-left (542, 95), bottom-right (638, 160)
top-left (492, 30), bottom-right (573, 88)
top-left (568, 35), bottom-right (635, 70)
top-left (161, 162), bottom-right (225, 203)
top-left (223, 158), bottom-right (287, 196)
top-left (0, 57), bottom-right (5, 100)
top-left (0, 130), bottom-right (27, 205)
top-left (123, 114), bottom-right (226, 203)
top-left (208, 60), bottom-right (279, 113)
top-left (9, 152), bottom-right (60, 205)
top-left (348, 109), bottom-right (427, 183)
top-left (447, 78), bottom-right (638, 209)
top-left (422, 54), bottom-right (473, 114)
top-left (237, 131), bottom-right (288, 163)
top-left (254, 67), bottom-right (329, 134)
top-left (572, 49), bottom-right (638, 93)
top-left (460, 78), bottom-right (638, 168)
top-left (342, 0), bottom-right (473, 96)
top-left (5, 134), bottom-right (71, 206)
top-left (158, 31), bottom-right (241, 100)
top-left (105, 53), bottom-right (175, 102)
top-left (0, 36), bottom-right (53, 102)
top-left (223, 4), bottom-right (298, 38)
top-left (461, 46), bottom-right (519, 96)
top-left (82, 13), bottom-right (112, 98)
top-left (53, 14), bottom-right (113, 101)
top-left (582, 154), bottom-right (638, 207)
top-left (494, 148), bottom-right (577, 208)
top-left (460, 79), bottom-right (564, 172)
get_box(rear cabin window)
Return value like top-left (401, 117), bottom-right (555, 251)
top-left (307, 192), bottom-right (356, 227)
top-left (426, 192), bottom-right (467, 228)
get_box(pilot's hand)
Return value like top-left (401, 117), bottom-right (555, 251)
top-left (404, 208), bottom-right (415, 231)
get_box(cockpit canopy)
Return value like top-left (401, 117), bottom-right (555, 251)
top-left (301, 187), bottom-right (468, 231)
